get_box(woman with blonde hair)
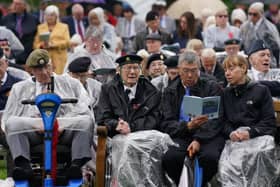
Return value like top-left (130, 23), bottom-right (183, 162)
top-left (33, 5), bottom-right (70, 74)
top-left (219, 54), bottom-right (277, 186)
top-left (186, 39), bottom-right (204, 57)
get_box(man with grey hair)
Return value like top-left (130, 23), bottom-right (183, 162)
top-left (62, 3), bottom-right (88, 40)
top-left (160, 50), bottom-right (225, 186)
top-left (240, 2), bottom-right (280, 67)
top-left (200, 48), bottom-right (227, 87)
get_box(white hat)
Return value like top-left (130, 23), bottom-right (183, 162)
top-left (231, 8), bottom-right (247, 24)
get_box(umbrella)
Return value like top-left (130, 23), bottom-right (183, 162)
top-left (167, 0), bottom-right (227, 19)
top-left (232, 0), bottom-right (280, 4)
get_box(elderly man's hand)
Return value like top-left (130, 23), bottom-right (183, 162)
top-left (116, 118), bottom-right (131, 135)
top-left (187, 140), bottom-right (200, 158)
top-left (187, 115), bottom-right (208, 130)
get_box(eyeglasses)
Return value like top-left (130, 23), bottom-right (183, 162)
top-left (122, 66), bottom-right (140, 72)
top-left (248, 12), bottom-right (258, 17)
top-left (181, 68), bottom-right (198, 74)
top-left (216, 15), bottom-right (228, 18)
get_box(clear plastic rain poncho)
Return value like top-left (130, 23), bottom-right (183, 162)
top-left (218, 135), bottom-right (280, 187)
top-left (109, 130), bottom-right (176, 187)
top-left (2, 74), bottom-right (94, 135)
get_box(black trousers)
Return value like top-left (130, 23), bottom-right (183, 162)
top-left (162, 136), bottom-right (225, 186)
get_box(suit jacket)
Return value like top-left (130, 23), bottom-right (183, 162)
top-left (133, 27), bottom-right (172, 52)
top-left (33, 22), bottom-right (70, 74)
top-left (1, 12), bottom-right (39, 64)
top-left (96, 74), bottom-right (161, 137)
top-left (115, 16), bottom-right (145, 38)
top-left (0, 73), bottom-right (21, 110)
top-left (61, 16), bottom-right (88, 37)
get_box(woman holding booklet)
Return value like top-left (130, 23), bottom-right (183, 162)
top-left (33, 5), bottom-right (70, 74)
top-left (218, 55), bottom-right (279, 186)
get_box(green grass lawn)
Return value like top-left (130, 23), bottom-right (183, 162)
top-left (0, 159), bottom-right (7, 179)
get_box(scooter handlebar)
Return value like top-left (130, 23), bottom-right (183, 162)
top-left (21, 98), bottom-right (78, 105)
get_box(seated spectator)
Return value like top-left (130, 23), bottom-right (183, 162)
top-left (33, 5), bottom-right (70, 74)
top-left (200, 48), bottom-right (227, 87)
top-left (161, 50), bottom-right (225, 186)
top-left (204, 8), bottom-right (240, 52)
top-left (173, 11), bottom-right (203, 50)
top-left (115, 3), bottom-right (145, 54)
top-left (88, 7), bottom-right (117, 53)
top-left (0, 48), bottom-right (22, 110)
top-left (145, 53), bottom-right (166, 81)
top-left (2, 49), bottom-right (93, 180)
top-left (133, 10), bottom-right (172, 52)
top-left (96, 54), bottom-right (173, 186)
top-left (67, 26), bottom-right (117, 83)
top-left (218, 54), bottom-right (278, 186)
top-left (216, 38), bottom-right (242, 64)
top-left (68, 56), bottom-right (101, 111)
top-left (230, 8), bottom-right (247, 28)
top-left (145, 33), bottom-right (162, 54)
top-left (152, 55), bottom-right (179, 92)
top-left (240, 2), bottom-right (280, 67)
top-left (0, 26), bottom-right (24, 59)
top-left (186, 39), bottom-right (204, 58)
top-left (247, 39), bottom-right (280, 81)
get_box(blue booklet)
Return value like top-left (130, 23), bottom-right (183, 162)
top-left (182, 96), bottom-right (220, 119)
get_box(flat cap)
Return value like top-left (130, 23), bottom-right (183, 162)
top-left (68, 56), bottom-right (91, 73)
top-left (116, 54), bottom-right (143, 66)
top-left (164, 55), bottom-right (178, 68)
top-left (145, 33), bottom-right (162, 41)
top-left (146, 53), bottom-right (166, 69)
top-left (26, 49), bottom-right (49, 68)
top-left (224, 38), bottom-right (240, 45)
top-left (247, 39), bottom-right (269, 57)
top-left (146, 11), bottom-right (159, 22)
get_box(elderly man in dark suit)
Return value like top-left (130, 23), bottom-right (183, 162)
top-left (1, 0), bottom-right (38, 65)
top-left (62, 3), bottom-right (88, 41)
top-left (133, 10), bottom-right (172, 52)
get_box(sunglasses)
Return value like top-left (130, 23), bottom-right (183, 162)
top-left (217, 15), bottom-right (228, 18)
top-left (248, 12), bottom-right (258, 17)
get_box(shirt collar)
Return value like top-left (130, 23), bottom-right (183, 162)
top-left (124, 83), bottom-right (137, 100)
top-left (251, 66), bottom-right (267, 80)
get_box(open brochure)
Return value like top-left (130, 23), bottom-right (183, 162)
top-left (182, 96), bottom-right (220, 119)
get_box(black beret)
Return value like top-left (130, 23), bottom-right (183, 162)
top-left (247, 39), bottom-right (269, 57)
top-left (68, 56), bottom-right (91, 73)
top-left (224, 38), bottom-right (240, 45)
top-left (146, 11), bottom-right (159, 22)
top-left (116, 54), bottom-right (143, 66)
top-left (145, 33), bottom-right (162, 41)
top-left (164, 55), bottom-right (178, 68)
top-left (146, 53), bottom-right (166, 69)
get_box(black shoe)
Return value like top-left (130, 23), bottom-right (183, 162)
top-left (12, 166), bottom-right (33, 180)
top-left (67, 163), bottom-right (82, 179)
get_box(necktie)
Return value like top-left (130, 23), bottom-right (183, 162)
top-left (77, 20), bottom-right (84, 41)
top-left (124, 89), bottom-right (131, 103)
top-left (16, 16), bottom-right (23, 38)
top-left (179, 87), bottom-right (190, 122)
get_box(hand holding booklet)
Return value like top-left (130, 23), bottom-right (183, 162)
top-left (39, 32), bottom-right (50, 42)
top-left (182, 96), bottom-right (220, 119)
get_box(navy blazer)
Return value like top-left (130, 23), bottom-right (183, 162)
top-left (61, 16), bottom-right (88, 37)
top-left (0, 73), bottom-right (21, 110)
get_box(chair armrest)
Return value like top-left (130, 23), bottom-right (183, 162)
top-left (96, 125), bottom-right (108, 187)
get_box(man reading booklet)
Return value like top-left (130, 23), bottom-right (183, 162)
top-left (160, 50), bottom-right (225, 186)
